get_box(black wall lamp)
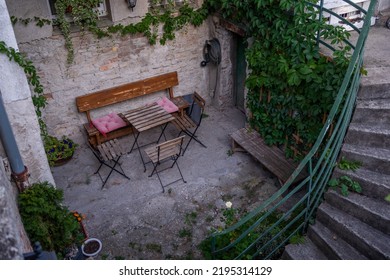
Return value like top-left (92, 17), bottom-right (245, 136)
top-left (126, 0), bottom-right (137, 11)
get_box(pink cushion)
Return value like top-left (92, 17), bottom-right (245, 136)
top-left (156, 97), bottom-right (179, 113)
top-left (91, 113), bottom-right (127, 137)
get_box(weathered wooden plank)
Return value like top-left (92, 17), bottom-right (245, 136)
top-left (231, 128), bottom-right (307, 184)
top-left (145, 136), bottom-right (184, 163)
top-left (76, 72), bottom-right (178, 112)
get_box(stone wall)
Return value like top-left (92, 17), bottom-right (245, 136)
top-left (378, 0), bottom-right (390, 12)
top-left (0, 157), bottom-right (27, 260)
top-left (0, 0), bottom-right (55, 185)
top-left (16, 19), bottom-right (235, 147)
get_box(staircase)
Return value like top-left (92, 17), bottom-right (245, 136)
top-left (282, 72), bottom-right (390, 260)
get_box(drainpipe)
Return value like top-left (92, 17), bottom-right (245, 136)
top-left (0, 90), bottom-right (29, 192)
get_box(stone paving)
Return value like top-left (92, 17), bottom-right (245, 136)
top-left (52, 106), bottom-right (279, 259)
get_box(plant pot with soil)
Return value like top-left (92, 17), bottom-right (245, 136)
top-left (81, 238), bottom-right (102, 258)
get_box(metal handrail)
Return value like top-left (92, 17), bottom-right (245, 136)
top-left (210, 0), bottom-right (377, 259)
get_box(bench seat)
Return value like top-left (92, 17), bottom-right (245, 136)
top-left (231, 128), bottom-right (308, 185)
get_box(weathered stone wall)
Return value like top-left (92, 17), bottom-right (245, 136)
top-left (378, 0), bottom-right (390, 12)
top-left (17, 20), bottom-right (231, 147)
top-left (0, 0), bottom-right (55, 185)
top-left (0, 157), bottom-right (27, 260)
top-left (5, 0), bottom-right (53, 43)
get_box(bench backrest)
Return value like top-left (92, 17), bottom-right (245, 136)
top-left (76, 71), bottom-right (179, 122)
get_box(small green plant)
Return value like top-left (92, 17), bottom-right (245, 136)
top-left (18, 182), bottom-right (84, 257)
top-left (289, 234), bottom-right (305, 244)
top-left (328, 175), bottom-right (362, 196)
top-left (385, 194), bottom-right (390, 203)
top-left (185, 212), bottom-right (197, 225)
top-left (206, 215), bottom-right (214, 223)
top-left (146, 243), bottom-right (162, 253)
top-left (220, 202), bottom-right (239, 226)
top-left (178, 228), bottom-right (192, 238)
top-left (337, 157), bottom-right (362, 171)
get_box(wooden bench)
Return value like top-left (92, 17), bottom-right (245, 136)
top-left (76, 71), bottom-right (180, 147)
top-left (231, 128), bottom-right (308, 185)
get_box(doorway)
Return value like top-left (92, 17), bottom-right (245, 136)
top-left (233, 35), bottom-right (247, 112)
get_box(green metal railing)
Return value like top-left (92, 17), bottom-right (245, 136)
top-left (210, 0), bottom-right (377, 259)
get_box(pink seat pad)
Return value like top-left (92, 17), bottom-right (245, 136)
top-left (91, 113), bottom-right (127, 137)
top-left (156, 97), bottom-right (179, 113)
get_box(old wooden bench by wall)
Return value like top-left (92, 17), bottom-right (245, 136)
top-left (76, 71), bottom-right (179, 147)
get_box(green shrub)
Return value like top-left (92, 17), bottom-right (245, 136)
top-left (18, 182), bottom-right (84, 256)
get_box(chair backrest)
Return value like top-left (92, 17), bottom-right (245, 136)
top-left (187, 91), bottom-right (205, 126)
top-left (156, 136), bottom-right (185, 162)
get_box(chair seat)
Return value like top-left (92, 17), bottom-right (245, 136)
top-left (171, 113), bottom-right (196, 131)
top-left (145, 145), bottom-right (180, 163)
top-left (88, 138), bottom-right (130, 189)
top-left (97, 139), bottom-right (126, 161)
top-left (144, 136), bottom-right (186, 192)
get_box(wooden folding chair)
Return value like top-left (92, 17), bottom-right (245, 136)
top-left (171, 91), bottom-right (207, 155)
top-left (144, 136), bottom-right (186, 192)
top-left (88, 139), bottom-right (130, 189)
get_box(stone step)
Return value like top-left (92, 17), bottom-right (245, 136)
top-left (281, 238), bottom-right (327, 260)
top-left (333, 168), bottom-right (390, 200)
top-left (345, 123), bottom-right (390, 149)
top-left (307, 221), bottom-right (368, 260)
top-left (324, 190), bottom-right (390, 235)
top-left (341, 144), bottom-right (390, 175)
top-left (352, 99), bottom-right (390, 125)
top-left (317, 203), bottom-right (390, 259)
top-left (359, 69), bottom-right (390, 100)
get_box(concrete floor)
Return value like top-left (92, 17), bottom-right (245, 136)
top-left (52, 106), bottom-right (280, 259)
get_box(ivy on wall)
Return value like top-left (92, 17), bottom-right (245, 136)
top-left (11, 0), bottom-right (208, 64)
top-left (0, 41), bottom-right (47, 135)
top-left (206, 0), bottom-right (351, 159)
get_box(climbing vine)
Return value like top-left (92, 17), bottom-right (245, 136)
top-left (102, 2), bottom-right (208, 46)
top-left (0, 41), bottom-right (47, 135)
top-left (206, 0), bottom-right (351, 159)
top-left (11, 0), bottom-right (208, 64)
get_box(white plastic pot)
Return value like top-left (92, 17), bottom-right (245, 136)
top-left (81, 238), bottom-right (102, 257)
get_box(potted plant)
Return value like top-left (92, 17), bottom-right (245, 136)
top-left (44, 135), bottom-right (78, 166)
top-left (81, 238), bottom-right (102, 258)
top-left (18, 182), bottom-right (85, 259)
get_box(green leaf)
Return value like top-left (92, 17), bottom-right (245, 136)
top-left (341, 184), bottom-right (349, 196)
top-left (328, 178), bottom-right (339, 188)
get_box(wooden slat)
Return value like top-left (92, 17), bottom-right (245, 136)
top-left (123, 103), bottom-right (175, 132)
top-left (76, 72), bottom-right (178, 112)
top-left (171, 114), bottom-right (196, 131)
top-left (231, 128), bottom-right (307, 184)
top-left (83, 123), bottom-right (99, 136)
top-left (97, 144), bottom-right (109, 161)
top-left (145, 136), bottom-right (184, 163)
top-left (97, 139), bottom-right (126, 162)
